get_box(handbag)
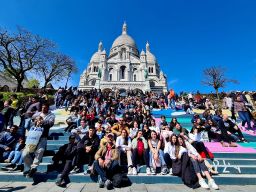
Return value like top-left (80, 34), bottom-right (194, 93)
top-left (25, 126), bottom-right (43, 153)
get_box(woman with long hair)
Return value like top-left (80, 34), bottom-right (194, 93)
top-left (148, 130), bottom-right (168, 175)
top-left (177, 136), bottom-right (219, 190)
top-left (131, 130), bottom-right (150, 175)
top-left (163, 134), bottom-right (186, 174)
top-left (116, 129), bottom-right (132, 174)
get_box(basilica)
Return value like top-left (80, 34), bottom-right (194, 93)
top-left (78, 23), bottom-right (168, 93)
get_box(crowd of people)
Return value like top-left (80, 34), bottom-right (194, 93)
top-left (0, 88), bottom-right (255, 190)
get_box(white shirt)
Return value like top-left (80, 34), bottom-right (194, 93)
top-left (189, 133), bottom-right (202, 142)
top-left (116, 136), bottom-right (132, 151)
top-left (185, 141), bottom-right (200, 157)
top-left (149, 126), bottom-right (160, 134)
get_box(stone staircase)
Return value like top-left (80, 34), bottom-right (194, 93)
top-left (0, 115), bottom-right (256, 185)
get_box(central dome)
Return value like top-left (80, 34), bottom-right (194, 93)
top-left (111, 34), bottom-right (137, 49)
top-left (110, 22), bottom-right (138, 54)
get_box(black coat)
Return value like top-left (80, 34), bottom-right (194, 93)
top-left (77, 132), bottom-right (100, 152)
top-left (53, 142), bottom-right (77, 161)
top-left (181, 153), bottom-right (200, 189)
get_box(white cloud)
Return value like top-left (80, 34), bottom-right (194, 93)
top-left (168, 79), bottom-right (178, 85)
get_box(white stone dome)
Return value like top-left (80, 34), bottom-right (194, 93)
top-left (145, 42), bottom-right (156, 63)
top-left (110, 23), bottom-right (139, 56)
top-left (90, 51), bottom-right (100, 63)
top-left (111, 34), bottom-right (137, 49)
top-left (146, 51), bottom-right (156, 63)
top-left (90, 41), bottom-right (103, 63)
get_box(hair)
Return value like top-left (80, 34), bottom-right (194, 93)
top-left (11, 125), bottom-right (19, 130)
top-left (42, 102), bottom-right (50, 108)
top-left (89, 126), bottom-right (95, 131)
top-left (121, 129), bottom-right (129, 145)
top-left (175, 135), bottom-right (186, 158)
top-left (171, 117), bottom-right (177, 122)
top-left (177, 135), bottom-right (186, 148)
top-left (11, 94), bottom-right (17, 99)
top-left (136, 130), bottom-right (143, 138)
top-left (169, 134), bottom-right (177, 146)
top-left (149, 130), bottom-right (158, 140)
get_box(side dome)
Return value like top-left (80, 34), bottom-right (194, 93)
top-left (146, 41), bottom-right (157, 63)
top-left (146, 52), bottom-right (156, 63)
top-left (90, 52), bottom-right (100, 63)
top-left (90, 41), bottom-right (103, 63)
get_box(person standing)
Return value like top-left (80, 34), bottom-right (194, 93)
top-left (234, 95), bottom-right (253, 131)
top-left (22, 103), bottom-right (55, 178)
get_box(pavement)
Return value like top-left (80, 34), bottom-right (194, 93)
top-left (0, 182), bottom-right (256, 192)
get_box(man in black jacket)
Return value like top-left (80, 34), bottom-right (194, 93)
top-left (219, 114), bottom-right (247, 143)
top-left (71, 126), bottom-right (100, 173)
top-left (54, 135), bottom-right (77, 187)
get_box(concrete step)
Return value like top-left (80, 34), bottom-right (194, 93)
top-left (213, 153), bottom-right (256, 159)
top-left (40, 156), bottom-right (256, 165)
top-left (2, 162), bottom-right (256, 175)
top-left (47, 140), bottom-right (68, 145)
top-left (46, 144), bottom-right (63, 151)
top-left (48, 136), bottom-right (70, 140)
top-left (0, 172), bottom-right (255, 185)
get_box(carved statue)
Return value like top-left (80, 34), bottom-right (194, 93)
top-left (144, 68), bottom-right (148, 79)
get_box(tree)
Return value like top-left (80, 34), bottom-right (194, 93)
top-left (202, 66), bottom-right (238, 101)
top-left (0, 27), bottom-right (53, 91)
top-left (36, 52), bottom-right (77, 89)
top-left (27, 78), bottom-right (40, 88)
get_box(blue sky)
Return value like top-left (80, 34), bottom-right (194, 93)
top-left (0, 0), bottom-right (256, 93)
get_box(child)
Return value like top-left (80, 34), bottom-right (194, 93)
top-left (2, 136), bottom-right (25, 171)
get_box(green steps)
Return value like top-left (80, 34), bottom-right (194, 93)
top-left (240, 142), bottom-right (256, 149)
top-left (0, 172), bottom-right (255, 185)
top-left (2, 112), bottom-right (256, 184)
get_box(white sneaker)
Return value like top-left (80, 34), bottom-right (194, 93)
top-left (128, 167), bottom-right (133, 175)
top-left (132, 167), bottom-right (137, 175)
top-left (151, 167), bottom-right (156, 175)
top-left (137, 165), bottom-right (141, 173)
top-left (169, 168), bottom-right (173, 175)
top-left (146, 167), bottom-right (151, 175)
top-left (208, 179), bottom-right (219, 190)
top-left (199, 178), bottom-right (209, 189)
top-left (161, 167), bottom-right (168, 175)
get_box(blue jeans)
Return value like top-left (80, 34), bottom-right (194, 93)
top-left (238, 111), bottom-right (252, 130)
top-left (8, 151), bottom-right (23, 165)
top-left (149, 149), bottom-right (166, 167)
top-left (93, 160), bottom-right (119, 182)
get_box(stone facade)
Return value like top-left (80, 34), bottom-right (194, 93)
top-left (0, 72), bottom-right (28, 91)
top-left (78, 23), bottom-right (167, 93)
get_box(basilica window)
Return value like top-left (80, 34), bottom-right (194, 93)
top-left (109, 68), bottom-right (113, 81)
top-left (120, 66), bottom-right (126, 79)
top-left (91, 79), bottom-right (96, 86)
top-left (134, 74), bottom-right (136, 82)
top-left (148, 67), bottom-right (154, 73)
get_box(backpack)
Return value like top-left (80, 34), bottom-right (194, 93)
top-left (112, 173), bottom-right (132, 188)
top-left (137, 139), bottom-right (144, 156)
top-left (172, 158), bottom-right (182, 176)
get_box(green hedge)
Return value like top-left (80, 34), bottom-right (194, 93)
top-left (0, 92), bottom-right (55, 107)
